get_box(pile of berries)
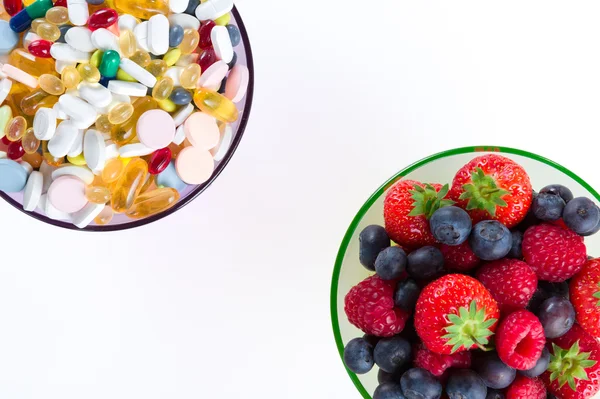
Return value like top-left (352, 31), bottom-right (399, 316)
top-left (342, 154), bottom-right (600, 399)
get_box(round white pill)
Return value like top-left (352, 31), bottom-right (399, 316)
top-left (65, 26), bottom-right (96, 52)
top-left (33, 107), bottom-right (58, 140)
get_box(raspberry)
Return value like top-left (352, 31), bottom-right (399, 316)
top-left (506, 375), bottom-right (546, 399)
top-left (344, 275), bottom-right (410, 337)
top-left (476, 259), bottom-right (538, 313)
top-left (496, 310), bottom-right (546, 370)
top-left (523, 224), bottom-right (587, 282)
top-left (439, 242), bottom-right (480, 271)
top-left (413, 344), bottom-right (471, 377)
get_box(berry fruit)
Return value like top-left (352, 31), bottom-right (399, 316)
top-left (506, 375), bottom-right (546, 399)
top-left (400, 368), bottom-right (443, 399)
top-left (374, 336), bottom-right (412, 374)
top-left (429, 206), bottom-right (472, 246)
top-left (520, 347), bottom-right (550, 378)
top-left (540, 184), bottom-right (574, 203)
top-left (507, 230), bottom-right (523, 259)
top-left (522, 224), bottom-right (587, 282)
top-left (393, 279), bottom-right (420, 311)
top-left (531, 192), bottom-right (565, 221)
top-left (440, 241), bottom-right (481, 271)
top-left (413, 344), bottom-right (471, 377)
top-left (407, 246), bottom-right (444, 280)
top-left (359, 225), bottom-right (390, 271)
top-left (570, 258), bottom-right (600, 338)
top-left (537, 296), bottom-right (575, 339)
top-left (476, 259), bottom-right (537, 313)
top-left (375, 246), bottom-right (407, 280)
top-left (469, 220), bottom-right (513, 261)
top-left (472, 351), bottom-right (516, 389)
top-left (343, 337), bottom-right (374, 374)
top-left (527, 280), bottom-right (569, 314)
top-left (345, 275), bottom-right (410, 337)
top-left (373, 382), bottom-right (406, 399)
top-left (496, 310), bottom-right (545, 370)
top-left (563, 197), bottom-right (600, 235)
top-left (446, 369), bottom-right (487, 399)
top-left (378, 368), bottom-right (403, 385)
top-left (485, 389), bottom-right (504, 399)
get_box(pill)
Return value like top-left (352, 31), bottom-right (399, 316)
top-left (0, 20), bottom-right (20, 55)
top-left (173, 124), bottom-right (186, 145)
top-left (50, 42), bottom-right (91, 63)
top-left (184, 0), bottom-right (199, 15)
top-left (226, 24), bottom-right (241, 47)
top-left (33, 107), bottom-right (57, 140)
top-left (51, 164), bottom-right (94, 184)
top-left (83, 129), bottom-right (105, 171)
top-left (24, 31), bottom-right (44, 48)
top-left (19, 161), bottom-right (33, 175)
top-left (65, 26), bottom-right (96, 52)
top-left (119, 58), bottom-right (157, 87)
top-left (71, 202), bottom-right (104, 228)
top-left (104, 142), bottom-right (119, 159)
top-left (118, 142), bottom-right (154, 157)
top-left (88, 8), bottom-right (118, 31)
top-left (66, 0), bottom-right (90, 26)
top-left (52, 102), bottom-right (69, 120)
top-left (91, 28), bottom-right (120, 52)
top-left (211, 123), bottom-right (232, 162)
top-left (48, 175), bottom-right (88, 213)
top-left (79, 82), bottom-right (113, 108)
top-left (40, 193), bottom-right (72, 221)
top-left (2, 63), bottom-right (38, 88)
top-left (0, 159), bottom-right (28, 192)
top-left (197, 60), bottom-right (228, 89)
top-left (148, 14), bottom-right (169, 55)
top-left (59, 94), bottom-right (98, 128)
top-left (23, 170), bottom-right (43, 211)
top-left (164, 66), bottom-right (183, 86)
top-left (225, 64), bottom-right (249, 103)
top-left (118, 14), bottom-right (138, 32)
top-left (0, 78), bottom-right (12, 104)
top-left (136, 109), bottom-right (176, 149)
top-left (107, 80), bottom-right (147, 97)
top-left (195, 0), bottom-right (232, 21)
top-left (67, 128), bottom-right (84, 157)
top-left (172, 102), bottom-right (194, 126)
top-left (210, 25), bottom-right (233, 63)
top-left (170, 0), bottom-right (189, 14)
top-left (170, 87), bottom-right (192, 105)
top-left (169, 24), bottom-right (184, 47)
top-left (133, 20), bottom-right (149, 51)
top-left (184, 112), bottom-right (219, 150)
top-left (175, 146), bottom-right (214, 184)
top-left (168, 13), bottom-right (200, 31)
top-left (175, 53), bottom-right (199, 67)
top-left (48, 120), bottom-right (80, 158)
top-left (198, 20), bottom-right (215, 49)
top-left (156, 160), bottom-right (186, 191)
top-left (55, 59), bottom-right (75, 74)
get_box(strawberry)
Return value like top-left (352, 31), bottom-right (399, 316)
top-left (506, 375), bottom-right (546, 399)
top-left (570, 258), bottom-right (600, 338)
top-left (476, 259), bottom-right (538, 313)
top-left (413, 343), bottom-right (471, 377)
top-left (384, 180), bottom-right (454, 249)
top-left (439, 241), bottom-right (481, 272)
top-left (414, 274), bottom-right (499, 355)
top-left (495, 310), bottom-right (546, 370)
top-left (448, 154), bottom-right (533, 229)
top-left (542, 324), bottom-right (600, 399)
top-left (522, 224), bottom-right (587, 282)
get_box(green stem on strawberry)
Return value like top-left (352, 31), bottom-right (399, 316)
top-left (593, 282), bottom-right (600, 306)
top-left (408, 183), bottom-right (455, 219)
top-left (441, 300), bottom-right (497, 354)
top-left (458, 167), bottom-right (510, 216)
top-left (548, 341), bottom-right (598, 391)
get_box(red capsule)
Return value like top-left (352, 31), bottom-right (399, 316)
top-left (1, 136), bottom-right (11, 146)
top-left (198, 20), bottom-right (215, 50)
top-left (28, 40), bottom-right (53, 58)
top-left (87, 8), bottom-right (118, 31)
top-left (53, 0), bottom-right (67, 7)
top-left (4, 0), bottom-right (23, 16)
top-left (198, 48), bottom-right (217, 72)
top-left (148, 147), bottom-right (172, 175)
top-left (7, 140), bottom-right (25, 160)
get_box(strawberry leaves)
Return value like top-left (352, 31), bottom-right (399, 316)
top-left (548, 341), bottom-right (598, 391)
top-left (459, 167), bottom-right (510, 217)
top-left (594, 282), bottom-right (600, 307)
top-left (442, 300), bottom-right (497, 354)
top-left (408, 183), bottom-right (454, 219)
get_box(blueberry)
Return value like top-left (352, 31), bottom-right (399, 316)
top-left (169, 24), bottom-right (185, 48)
top-left (516, 192), bottom-right (540, 232)
top-left (378, 369), bottom-right (403, 385)
top-left (359, 225), bottom-right (390, 271)
top-left (407, 246), bottom-right (444, 279)
top-left (373, 382), bottom-right (406, 399)
top-left (563, 197), bottom-right (600, 235)
top-left (527, 281), bottom-right (569, 314)
top-left (520, 347), bottom-right (550, 378)
top-left (469, 220), bottom-right (512, 261)
top-left (184, 0), bottom-right (200, 15)
top-left (446, 369), bottom-right (488, 399)
top-left (343, 338), bottom-right (374, 374)
top-left (540, 184), bottom-right (574, 203)
top-left (507, 230), bottom-right (523, 259)
top-left (485, 389), bottom-right (505, 399)
top-left (363, 334), bottom-right (380, 347)
top-left (429, 206), bottom-right (472, 246)
top-left (394, 279), bottom-right (420, 311)
top-left (400, 368), bottom-right (442, 399)
top-left (226, 24), bottom-right (242, 47)
top-left (375, 246), bottom-right (407, 280)
top-left (531, 192), bottom-right (566, 221)
top-left (374, 336), bottom-right (412, 374)
top-left (538, 296), bottom-right (576, 338)
top-left (582, 217), bottom-right (600, 237)
top-left (472, 352), bottom-right (516, 389)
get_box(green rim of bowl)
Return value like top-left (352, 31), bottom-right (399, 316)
top-left (330, 145), bottom-right (600, 399)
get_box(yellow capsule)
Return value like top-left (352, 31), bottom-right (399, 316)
top-left (180, 63), bottom-right (201, 89)
top-left (94, 205), bottom-right (114, 225)
top-left (110, 125), bottom-right (134, 146)
top-left (108, 102), bottom-right (134, 124)
top-left (30, 18), bottom-right (46, 32)
top-left (95, 114), bottom-right (113, 133)
top-left (20, 89), bottom-right (58, 116)
top-left (8, 48), bottom-right (55, 77)
top-left (179, 28), bottom-right (199, 55)
top-left (86, 185), bottom-right (112, 204)
top-left (67, 153), bottom-right (87, 166)
top-left (139, 174), bottom-right (155, 194)
top-left (116, 68), bottom-right (137, 82)
top-left (77, 63), bottom-right (101, 83)
top-left (146, 59), bottom-right (167, 77)
top-left (151, 76), bottom-right (174, 101)
top-left (102, 158), bottom-right (125, 184)
top-left (42, 141), bottom-right (64, 166)
top-left (90, 50), bottom-right (103, 67)
top-left (157, 98), bottom-right (176, 112)
top-left (114, 0), bottom-right (169, 20)
top-left (22, 152), bottom-right (43, 168)
top-left (37, 22), bottom-right (60, 41)
top-left (4, 116), bottom-right (27, 141)
top-left (111, 158), bottom-right (148, 212)
top-left (193, 88), bottom-right (238, 123)
top-left (130, 49), bottom-right (150, 67)
top-left (45, 6), bottom-right (69, 25)
top-left (163, 48), bottom-right (181, 66)
top-left (214, 13), bottom-right (231, 26)
top-left (125, 187), bottom-right (180, 218)
top-left (22, 0), bottom-right (36, 5)
top-left (119, 30), bottom-right (137, 58)
top-left (61, 66), bottom-right (81, 89)
top-left (39, 74), bottom-right (65, 96)
top-left (114, 96), bottom-right (157, 145)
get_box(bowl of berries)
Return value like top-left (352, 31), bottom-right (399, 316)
top-left (331, 146), bottom-right (600, 399)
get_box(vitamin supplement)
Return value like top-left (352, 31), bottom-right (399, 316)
top-left (8, 48), bottom-right (55, 76)
top-left (101, 157), bottom-right (124, 183)
top-left (89, 49), bottom-right (103, 66)
top-left (33, 107), bottom-right (57, 140)
top-left (180, 63), bottom-right (201, 89)
top-left (4, 0), bottom-right (23, 17)
top-left (114, 0), bottom-right (169, 20)
top-left (36, 22), bottom-right (61, 41)
top-left (4, 115), bottom-right (27, 141)
top-left (51, 165), bottom-right (94, 184)
top-left (125, 187), bottom-right (179, 218)
top-left (119, 58), bottom-right (157, 87)
top-left (197, 47), bottom-right (217, 72)
top-left (2, 63), bottom-right (38, 88)
top-left (85, 185), bottom-right (111, 203)
top-left (47, 175), bottom-right (87, 212)
top-left (88, 8), bottom-right (118, 31)
top-left (9, 0), bottom-right (54, 33)
top-left (169, 24), bottom-right (184, 47)
top-left (30, 18), bottom-right (45, 32)
top-left (193, 87), bottom-right (238, 123)
top-left (77, 63), bottom-right (101, 83)
top-left (224, 64), bottom-right (248, 102)
top-left (225, 24), bottom-right (241, 46)
top-left (22, 127), bottom-right (40, 154)
top-left (108, 102), bottom-right (133, 124)
top-left (170, 87), bottom-right (192, 105)
top-left (45, 6), bottom-right (69, 25)
top-left (66, 0), bottom-right (90, 26)
top-left (156, 97), bottom-right (175, 112)
top-left (65, 26), bottom-right (96, 52)
top-left (91, 28), bottom-right (119, 52)
top-left (179, 28), bottom-right (199, 54)
top-left (22, 151), bottom-right (43, 168)
top-left (0, 21), bottom-right (19, 55)
top-left (175, 146), bottom-right (213, 184)
top-left (0, 159), bottom-right (28, 192)
top-left (50, 42), bottom-right (91, 62)
top-left (7, 139), bottom-right (25, 159)
top-left (130, 49), bottom-right (151, 67)
top-left (61, 66), bottom-right (82, 89)
top-left (198, 60), bottom-right (228, 89)
top-left (148, 13), bottom-right (169, 55)
top-left (136, 109), bottom-right (175, 149)
top-left (163, 48), bottom-right (181, 66)
top-left (39, 74), bottom-right (66, 95)
top-left (98, 49), bottom-right (120, 78)
top-left (198, 20), bottom-right (214, 49)
top-left (152, 76), bottom-right (174, 100)
top-left (195, 0), bottom-right (232, 21)
top-left (42, 140), bottom-right (64, 166)
top-left (110, 157), bottom-right (147, 212)
top-left (146, 59), bottom-right (167, 77)
top-left (116, 68), bottom-right (137, 82)
top-left (119, 29), bottom-right (136, 57)
top-left (210, 25), bottom-right (233, 63)
top-left (27, 39), bottom-right (52, 58)
top-left (21, 89), bottom-right (59, 116)
top-left (148, 147), bottom-right (171, 175)
top-left (94, 205), bottom-right (114, 224)
top-left (214, 11), bottom-right (230, 26)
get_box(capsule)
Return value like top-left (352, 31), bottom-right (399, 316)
top-left (39, 74), bottom-right (65, 95)
top-left (98, 50), bottom-right (120, 78)
top-left (20, 89), bottom-right (58, 116)
top-left (125, 187), bottom-right (179, 218)
top-left (118, 29), bottom-right (136, 58)
top-left (36, 21), bottom-right (60, 41)
top-left (77, 63), bottom-right (101, 83)
top-left (180, 63), bottom-right (201, 89)
top-left (152, 76), bottom-right (173, 101)
top-left (198, 20), bottom-right (215, 49)
top-left (4, 116), bottom-right (27, 141)
top-left (8, 48), bottom-right (55, 77)
top-left (45, 6), bottom-right (69, 25)
top-left (179, 28), bottom-right (199, 55)
top-left (94, 205), bottom-right (114, 225)
top-left (113, 0), bottom-right (168, 20)
top-left (4, 0), bottom-right (23, 16)
top-left (102, 157), bottom-right (125, 183)
top-left (108, 102), bottom-right (133, 124)
top-left (61, 66), bottom-right (81, 89)
top-left (42, 140), bottom-right (64, 166)
top-left (22, 151), bottom-right (43, 168)
top-left (193, 88), bottom-right (238, 123)
top-left (95, 114), bottom-right (113, 133)
top-left (27, 39), bottom-right (53, 58)
top-left (111, 157), bottom-right (148, 212)
top-left (130, 49), bottom-right (150, 67)
top-left (21, 127), bottom-right (40, 154)
top-left (9, 0), bottom-right (53, 32)
top-left (146, 59), bottom-right (167, 77)
top-left (87, 8), bottom-right (118, 31)
top-left (197, 48), bottom-right (217, 72)
top-left (112, 96), bottom-right (157, 145)
top-left (148, 147), bottom-right (171, 175)
top-left (85, 185), bottom-right (111, 204)
top-left (7, 140), bottom-right (24, 159)
top-left (90, 49), bottom-right (103, 67)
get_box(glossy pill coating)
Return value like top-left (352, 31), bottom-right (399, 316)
top-left (78, 63), bottom-right (101, 82)
top-left (61, 65), bottom-right (81, 89)
top-left (125, 187), bottom-right (179, 218)
top-left (163, 48), bottom-right (181, 66)
top-left (4, 116), bottom-right (27, 141)
top-left (226, 24), bottom-right (241, 47)
top-left (101, 157), bottom-right (124, 183)
top-left (98, 49), bottom-right (120, 78)
top-left (169, 24), bottom-right (184, 47)
top-left (169, 87), bottom-right (192, 105)
top-left (179, 28), bottom-right (199, 54)
top-left (180, 63), bottom-right (201, 89)
top-left (151, 76), bottom-right (174, 100)
top-left (197, 47), bottom-right (217, 72)
top-left (198, 20), bottom-right (214, 49)
top-left (115, 96), bottom-right (157, 144)
top-left (108, 102), bottom-right (134, 124)
top-left (28, 39), bottom-right (52, 57)
top-left (114, 0), bottom-right (168, 20)
top-left (148, 147), bottom-right (171, 175)
top-left (89, 49), bottom-right (103, 67)
top-left (21, 89), bottom-right (59, 116)
top-left (146, 59), bottom-right (167, 77)
top-left (30, 18), bottom-right (46, 31)
top-left (130, 49), bottom-right (150, 67)
top-left (39, 74), bottom-right (66, 95)
top-left (36, 22), bottom-right (60, 41)
top-left (45, 6), bottom-right (69, 25)
top-left (119, 29), bottom-right (136, 58)
top-left (85, 185), bottom-right (111, 204)
top-left (87, 8), bottom-right (118, 31)
top-left (22, 127), bottom-right (40, 154)
top-left (193, 88), bottom-right (238, 123)
top-left (94, 114), bottom-right (112, 133)
top-left (110, 157), bottom-right (148, 212)
top-left (4, 0), bottom-right (23, 16)
top-left (7, 139), bottom-right (25, 159)
top-left (94, 205), bottom-right (113, 225)
top-left (156, 160), bottom-right (186, 191)
top-left (9, 9), bottom-right (34, 32)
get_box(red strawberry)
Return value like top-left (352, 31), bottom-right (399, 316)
top-left (384, 180), bottom-right (454, 249)
top-left (496, 310), bottom-right (545, 370)
top-left (522, 224), bottom-right (587, 282)
top-left (440, 242), bottom-right (481, 271)
top-left (413, 344), bottom-right (471, 377)
top-left (506, 375), bottom-right (546, 399)
top-left (414, 274), bottom-right (499, 354)
top-left (476, 259), bottom-right (538, 313)
top-left (570, 258), bottom-right (600, 338)
top-left (542, 324), bottom-right (600, 399)
top-left (344, 275), bottom-right (410, 337)
top-left (448, 154), bottom-right (533, 228)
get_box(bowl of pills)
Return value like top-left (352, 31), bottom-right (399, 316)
top-left (0, 0), bottom-right (253, 230)
top-left (331, 146), bottom-right (600, 399)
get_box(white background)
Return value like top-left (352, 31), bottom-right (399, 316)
top-left (2, 1), bottom-right (600, 398)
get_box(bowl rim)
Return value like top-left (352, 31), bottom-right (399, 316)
top-left (330, 145), bottom-right (600, 399)
top-left (0, 5), bottom-right (255, 232)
